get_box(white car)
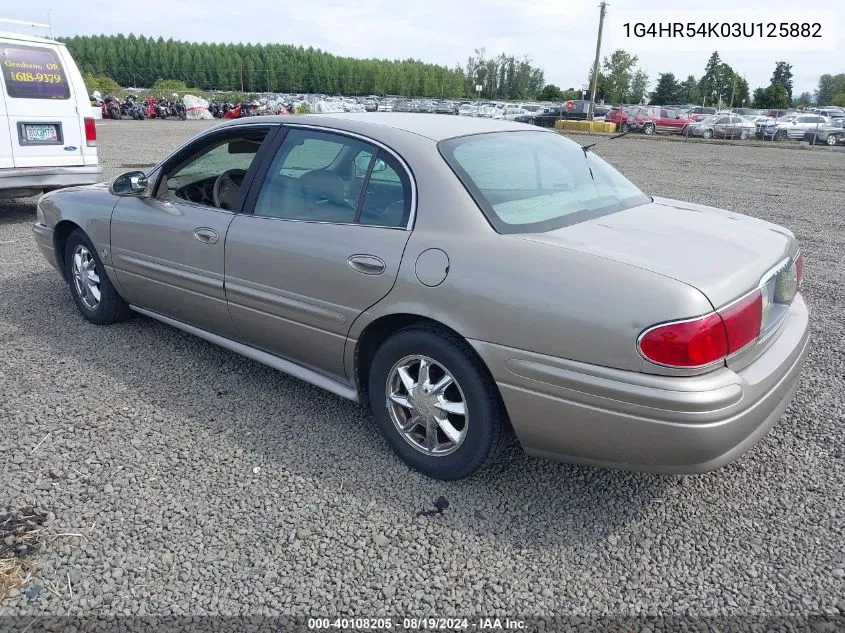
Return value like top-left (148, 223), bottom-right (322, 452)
top-left (0, 31), bottom-right (102, 198)
top-left (495, 107), bottom-right (528, 121)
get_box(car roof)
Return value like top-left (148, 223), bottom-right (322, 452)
top-left (219, 112), bottom-right (539, 141)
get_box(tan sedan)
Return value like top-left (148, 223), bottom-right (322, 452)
top-left (32, 114), bottom-right (809, 480)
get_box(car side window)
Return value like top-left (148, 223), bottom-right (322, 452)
top-left (161, 132), bottom-right (268, 210)
top-left (356, 151), bottom-right (412, 228)
top-left (253, 129), bottom-right (370, 223)
top-left (253, 128), bottom-right (411, 228)
top-left (715, 117), bottom-right (729, 125)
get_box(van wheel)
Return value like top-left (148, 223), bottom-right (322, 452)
top-left (368, 326), bottom-right (506, 480)
top-left (64, 229), bottom-right (131, 325)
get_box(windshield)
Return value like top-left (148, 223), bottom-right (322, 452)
top-left (439, 131), bottom-right (650, 234)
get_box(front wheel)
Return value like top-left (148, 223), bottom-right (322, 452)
top-left (774, 130), bottom-right (787, 141)
top-left (65, 229), bottom-right (131, 325)
top-left (368, 326), bottom-right (506, 480)
top-left (620, 121), bottom-right (630, 133)
top-left (826, 135), bottom-right (838, 146)
top-left (702, 128), bottom-right (714, 139)
top-left (740, 129), bottom-right (749, 140)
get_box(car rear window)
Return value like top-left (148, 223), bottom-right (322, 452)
top-left (439, 131), bottom-right (650, 234)
top-left (1, 44), bottom-right (70, 100)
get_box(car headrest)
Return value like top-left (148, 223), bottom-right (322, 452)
top-left (299, 170), bottom-right (347, 206)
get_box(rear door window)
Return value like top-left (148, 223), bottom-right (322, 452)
top-left (1, 44), bottom-right (70, 100)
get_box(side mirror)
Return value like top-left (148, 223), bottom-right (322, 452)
top-left (110, 171), bottom-right (148, 196)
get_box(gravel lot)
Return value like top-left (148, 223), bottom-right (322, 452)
top-left (1, 119), bottom-right (844, 621)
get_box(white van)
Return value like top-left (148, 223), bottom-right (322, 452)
top-left (0, 31), bottom-right (102, 197)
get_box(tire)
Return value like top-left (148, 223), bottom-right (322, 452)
top-left (620, 121), bottom-right (630, 133)
top-left (64, 229), bottom-right (131, 325)
top-left (368, 326), bottom-right (507, 480)
top-left (109, 107), bottom-right (121, 120)
top-left (702, 128), bottom-right (713, 139)
top-left (179, 109), bottom-right (187, 121)
top-left (774, 130), bottom-right (787, 141)
top-left (740, 130), bottom-right (749, 140)
top-left (826, 135), bottom-right (837, 146)
top-left (642, 124), bottom-right (654, 135)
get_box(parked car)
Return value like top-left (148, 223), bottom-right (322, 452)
top-left (435, 101), bottom-right (454, 115)
top-left (362, 99), bottom-right (378, 112)
top-left (605, 106), bottom-right (647, 132)
top-left (765, 113), bottom-right (829, 140)
top-left (392, 99), bottom-right (415, 113)
top-left (685, 106), bottom-right (717, 122)
top-left (643, 107), bottom-right (693, 134)
top-left (755, 113), bottom-right (799, 139)
top-left (805, 118), bottom-right (845, 145)
top-left (497, 106), bottom-right (529, 121)
top-left (686, 114), bottom-right (751, 139)
top-left (0, 31), bottom-right (102, 198)
top-left (32, 113), bottom-right (809, 480)
top-left (458, 103), bottom-right (476, 117)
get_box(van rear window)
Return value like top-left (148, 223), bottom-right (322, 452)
top-left (1, 44), bottom-right (70, 100)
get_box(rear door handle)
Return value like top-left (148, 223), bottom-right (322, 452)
top-left (348, 254), bottom-right (385, 275)
top-left (193, 227), bottom-right (219, 244)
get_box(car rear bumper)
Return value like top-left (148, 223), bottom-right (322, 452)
top-left (0, 165), bottom-right (104, 191)
top-left (469, 294), bottom-right (810, 474)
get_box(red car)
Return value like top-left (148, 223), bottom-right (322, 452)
top-left (606, 106), bottom-right (650, 133)
top-left (643, 106), bottom-right (693, 134)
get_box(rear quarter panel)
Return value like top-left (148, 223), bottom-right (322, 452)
top-left (346, 140), bottom-right (714, 374)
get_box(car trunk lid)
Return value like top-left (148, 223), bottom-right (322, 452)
top-left (512, 196), bottom-right (796, 310)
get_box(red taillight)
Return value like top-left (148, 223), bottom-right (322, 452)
top-left (719, 291), bottom-right (762, 352)
top-left (639, 313), bottom-right (728, 368)
top-left (639, 290), bottom-right (763, 368)
top-left (795, 253), bottom-right (804, 287)
top-left (84, 117), bottom-right (97, 146)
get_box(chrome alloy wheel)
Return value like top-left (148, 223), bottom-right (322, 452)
top-left (386, 354), bottom-right (468, 456)
top-left (71, 245), bottom-right (101, 310)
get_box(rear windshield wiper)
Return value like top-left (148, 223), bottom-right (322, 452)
top-left (581, 129), bottom-right (630, 152)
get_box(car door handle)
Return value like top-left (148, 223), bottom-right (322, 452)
top-left (193, 228), bottom-right (219, 244)
top-left (347, 255), bottom-right (385, 275)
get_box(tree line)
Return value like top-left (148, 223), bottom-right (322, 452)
top-left (648, 52), bottom-right (843, 110)
top-left (60, 34), bottom-right (545, 100)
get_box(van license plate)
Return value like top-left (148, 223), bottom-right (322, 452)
top-left (24, 125), bottom-right (59, 142)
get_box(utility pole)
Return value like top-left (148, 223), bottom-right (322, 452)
top-left (588, 1), bottom-right (607, 122)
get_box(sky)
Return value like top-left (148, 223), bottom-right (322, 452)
top-left (4, 0), bottom-right (841, 98)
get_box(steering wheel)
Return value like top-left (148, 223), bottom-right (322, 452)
top-left (213, 169), bottom-right (247, 210)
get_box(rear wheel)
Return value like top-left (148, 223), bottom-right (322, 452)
top-left (740, 129), bottom-right (749, 140)
top-left (64, 229), bottom-right (131, 325)
top-left (620, 121), bottom-right (630, 133)
top-left (826, 134), bottom-right (838, 146)
top-left (368, 326), bottom-right (506, 480)
top-left (774, 129), bottom-right (787, 141)
top-left (109, 107), bottom-right (121, 120)
top-left (642, 123), bottom-right (654, 135)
